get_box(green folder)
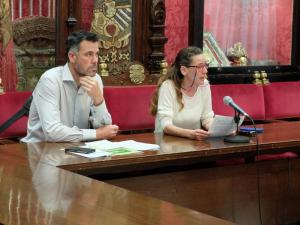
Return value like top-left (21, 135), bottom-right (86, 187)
top-left (106, 147), bottom-right (140, 155)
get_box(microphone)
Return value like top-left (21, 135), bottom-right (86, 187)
top-left (223, 96), bottom-right (251, 119)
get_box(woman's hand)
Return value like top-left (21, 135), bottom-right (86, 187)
top-left (189, 129), bottom-right (210, 140)
top-left (164, 125), bottom-right (210, 140)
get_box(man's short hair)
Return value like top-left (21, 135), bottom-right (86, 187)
top-left (66, 31), bottom-right (99, 56)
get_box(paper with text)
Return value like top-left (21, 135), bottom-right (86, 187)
top-left (208, 115), bottom-right (244, 137)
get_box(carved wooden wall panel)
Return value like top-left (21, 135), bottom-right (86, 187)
top-left (91, 1), bottom-right (133, 78)
top-left (13, 16), bottom-right (56, 91)
top-left (55, 0), bottom-right (167, 86)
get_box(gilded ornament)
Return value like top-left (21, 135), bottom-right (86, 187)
top-left (99, 61), bottom-right (109, 76)
top-left (261, 71), bottom-right (270, 85)
top-left (227, 42), bottom-right (248, 65)
top-left (252, 71), bottom-right (262, 85)
top-left (160, 59), bottom-right (168, 76)
top-left (129, 64), bottom-right (145, 84)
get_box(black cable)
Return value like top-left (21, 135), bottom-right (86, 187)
top-left (249, 117), bottom-right (263, 225)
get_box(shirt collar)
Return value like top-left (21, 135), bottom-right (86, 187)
top-left (62, 63), bottom-right (76, 82)
top-left (62, 63), bottom-right (86, 93)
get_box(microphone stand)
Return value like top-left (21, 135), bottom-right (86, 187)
top-left (224, 110), bottom-right (250, 143)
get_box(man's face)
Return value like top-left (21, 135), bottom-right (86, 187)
top-left (69, 40), bottom-right (99, 77)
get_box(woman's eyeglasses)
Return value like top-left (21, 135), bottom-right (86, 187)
top-left (187, 63), bottom-right (209, 70)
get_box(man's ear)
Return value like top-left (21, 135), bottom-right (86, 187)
top-left (68, 51), bottom-right (77, 63)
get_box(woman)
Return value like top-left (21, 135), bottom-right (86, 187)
top-left (151, 46), bottom-right (214, 140)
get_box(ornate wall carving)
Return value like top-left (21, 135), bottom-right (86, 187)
top-left (88, 0), bottom-right (167, 85)
top-left (13, 16), bottom-right (55, 91)
top-left (91, 0), bottom-right (132, 76)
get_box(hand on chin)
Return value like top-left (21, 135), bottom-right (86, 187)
top-left (79, 72), bottom-right (96, 77)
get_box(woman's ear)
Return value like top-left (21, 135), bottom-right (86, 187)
top-left (180, 65), bottom-right (188, 76)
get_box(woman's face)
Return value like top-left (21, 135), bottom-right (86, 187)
top-left (181, 54), bottom-right (208, 86)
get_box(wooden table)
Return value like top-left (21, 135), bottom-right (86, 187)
top-left (1, 121), bottom-right (300, 225)
top-left (0, 144), bottom-right (235, 225)
top-left (16, 121), bottom-right (300, 176)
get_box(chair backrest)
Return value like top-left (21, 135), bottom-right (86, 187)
top-left (104, 85), bottom-right (156, 131)
top-left (263, 81), bottom-right (300, 120)
top-left (211, 84), bottom-right (266, 120)
top-left (0, 92), bottom-right (32, 139)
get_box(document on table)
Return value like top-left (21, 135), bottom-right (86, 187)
top-left (85, 140), bottom-right (160, 151)
top-left (69, 140), bottom-right (160, 158)
top-left (208, 115), bottom-right (244, 137)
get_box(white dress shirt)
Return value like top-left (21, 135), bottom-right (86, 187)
top-left (21, 64), bottom-right (112, 143)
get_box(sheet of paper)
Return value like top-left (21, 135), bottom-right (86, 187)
top-left (85, 140), bottom-right (160, 151)
top-left (116, 140), bottom-right (160, 151)
top-left (208, 115), bottom-right (244, 137)
top-left (85, 140), bottom-right (120, 150)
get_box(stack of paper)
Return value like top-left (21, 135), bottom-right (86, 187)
top-left (70, 140), bottom-right (160, 158)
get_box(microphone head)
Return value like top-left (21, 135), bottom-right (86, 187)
top-left (223, 96), bottom-right (233, 106)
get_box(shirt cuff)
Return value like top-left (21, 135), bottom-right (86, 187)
top-left (81, 129), bottom-right (97, 141)
top-left (91, 102), bottom-right (112, 126)
top-left (92, 102), bottom-right (106, 114)
top-left (160, 116), bottom-right (173, 131)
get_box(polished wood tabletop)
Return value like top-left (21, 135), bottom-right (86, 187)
top-left (1, 121), bottom-right (300, 225)
top-left (0, 143), bottom-right (236, 225)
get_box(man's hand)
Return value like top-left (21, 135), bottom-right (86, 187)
top-left (79, 77), bottom-right (103, 106)
top-left (96, 125), bottom-right (119, 140)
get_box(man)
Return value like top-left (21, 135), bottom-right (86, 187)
top-left (22, 31), bottom-right (118, 142)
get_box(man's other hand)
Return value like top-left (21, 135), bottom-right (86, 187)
top-left (96, 125), bottom-right (119, 139)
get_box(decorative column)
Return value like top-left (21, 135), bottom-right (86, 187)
top-left (149, 0), bottom-right (168, 75)
top-left (67, 0), bottom-right (78, 27)
top-left (0, 0), bottom-right (17, 91)
top-left (55, 0), bottom-right (82, 65)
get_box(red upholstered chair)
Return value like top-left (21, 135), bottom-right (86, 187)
top-left (104, 86), bottom-right (156, 132)
top-left (210, 84), bottom-right (266, 120)
top-left (263, 81), bottom-right (300, 120)
top-left (0, 92), bottom-right (32, 140)
top-left (257, 82), bottom-right (300, 161)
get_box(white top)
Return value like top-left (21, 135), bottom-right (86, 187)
top-left (21, 64), bottom-right (112, 143)
top-left (154, 79), bottom-right (214, 133)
